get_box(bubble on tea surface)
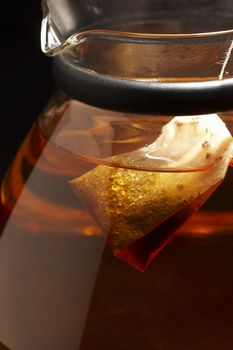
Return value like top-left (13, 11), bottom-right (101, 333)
top-left (70, 115), bottom-right (232, 271)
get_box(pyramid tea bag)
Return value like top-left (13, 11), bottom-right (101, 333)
top-left (70, 115), bottom-right (233, 271)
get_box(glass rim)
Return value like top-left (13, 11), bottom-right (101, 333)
top-left (74, 28), bottom-right (233, 42)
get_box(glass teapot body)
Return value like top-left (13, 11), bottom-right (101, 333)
top-left (0, 1), bottom-right (233, 349)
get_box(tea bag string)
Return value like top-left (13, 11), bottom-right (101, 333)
top-left (219, 40), bottom-right (233, 80)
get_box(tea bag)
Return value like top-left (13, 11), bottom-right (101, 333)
top-left (70, 115), bottom-right (233, 271)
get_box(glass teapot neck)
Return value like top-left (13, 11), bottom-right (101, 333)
top-left (42, 0), bottom-right (233, 115)
top-left (41, 0), bottom-right (233, 56)
top-left (53, 54), bottom-right (233, 116)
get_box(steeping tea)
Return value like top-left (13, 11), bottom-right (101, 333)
top-left (0, 99), bottom-right (233, 349)
top-left (71, 115), bottom-right (232, 270)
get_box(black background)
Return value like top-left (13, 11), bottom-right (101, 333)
top-left (0, 1), bottom-right (55, 178)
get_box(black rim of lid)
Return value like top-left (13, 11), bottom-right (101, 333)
top-left (53, 55), bottom-right (233, 115)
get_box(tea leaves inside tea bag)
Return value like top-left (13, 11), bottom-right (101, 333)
top-left (70, 115), bottom-right (232, 271)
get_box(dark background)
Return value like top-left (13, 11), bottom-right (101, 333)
top-left (0, 2), bottom-right (55, 178)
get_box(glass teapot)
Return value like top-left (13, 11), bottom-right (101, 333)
top-left (0, 1), bottom-right (233, 349)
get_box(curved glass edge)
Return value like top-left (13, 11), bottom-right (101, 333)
top-left (41, 0), bottom-right (233, 58)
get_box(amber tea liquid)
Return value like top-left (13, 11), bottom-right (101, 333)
top-left (0, 101), bottom-right (232, 350)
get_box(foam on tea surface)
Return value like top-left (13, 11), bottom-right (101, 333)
top-left (71, 115), bottom-right (233, 271)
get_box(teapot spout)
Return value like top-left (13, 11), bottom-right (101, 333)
top-left (41, 0), bottom-right (80, 56)
top-left (41, 13), bottom-right (63, 56)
